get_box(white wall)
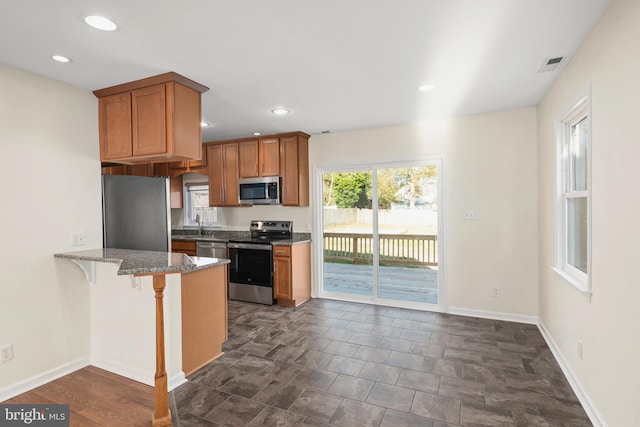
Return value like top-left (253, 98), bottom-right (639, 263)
top-left (0, 65), bottom-right (101, 397)
top-left (537, 0), bottom-right (640, 425)
top-left (310, 108), bottom-right (539, 317)
top-left (90, 264), bottom-right (184, 390)
top-left (219, 205), bottom-right (312, 232)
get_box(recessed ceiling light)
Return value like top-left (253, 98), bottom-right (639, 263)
top-left (271, 108), bottom-right (290, 115)
top-left (417, 84), bottom-right (437, 92)
top-left (200, 122), bottom-right (209, 127)
top-left (84, 15), bottom-right (117, 31)
top-left (253, 132), bottom-right (261, 136)
top-left (52, 55), bottom-right (71, 63)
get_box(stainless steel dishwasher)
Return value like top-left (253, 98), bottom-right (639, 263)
top-left (196, 241), bottom-right (227, 259)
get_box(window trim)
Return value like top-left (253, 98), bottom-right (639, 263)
top-left (182, 174), bottom-right (218, 227)
top-left (553, 87), bottom-right (592, 300)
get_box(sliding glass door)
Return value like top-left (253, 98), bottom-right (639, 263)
top-left (322, 169), bottom-right (375, 298)
top-left (320, 160), bottom-right (442, 310)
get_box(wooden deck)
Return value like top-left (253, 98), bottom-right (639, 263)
top-left (323, 261), bottom-right (438, 304)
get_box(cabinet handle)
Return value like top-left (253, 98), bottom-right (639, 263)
top-left (275, 250), bottom-right (287, 254)
top-left (273, 261), bottom-right (276, 272)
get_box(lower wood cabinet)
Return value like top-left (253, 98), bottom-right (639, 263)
top-left (273, 243), bottom-right (311, 307)
top-left (172, 240), bottom-right (196, 256)
top-left (181, 265), bottom-right (228, 376)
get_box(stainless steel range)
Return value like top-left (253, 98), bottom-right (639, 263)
top-left (227, 220), bottom-right (292, 305)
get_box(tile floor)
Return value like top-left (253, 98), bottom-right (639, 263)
top-left (171, 299), bottom-right (592, 426)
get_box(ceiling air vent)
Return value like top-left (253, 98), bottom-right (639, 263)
top-left (538, 56), bottom-right (564, 73)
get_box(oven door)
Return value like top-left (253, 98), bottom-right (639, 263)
top-left (228, 242), bottom-right (273, 305)
top-left (228, 242), bottom-right (273, 286)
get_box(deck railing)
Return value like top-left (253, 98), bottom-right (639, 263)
top-left (323, 233), bottom-right (437, 267)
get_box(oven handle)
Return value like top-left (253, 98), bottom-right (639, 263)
top-left (227, 242), bottom-right (273, 251)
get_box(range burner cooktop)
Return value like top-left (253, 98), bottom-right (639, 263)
top-left (230, 220), bottom-right (292, 244)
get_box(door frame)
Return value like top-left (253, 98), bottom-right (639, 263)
top-left (312, 157), bottom-right (447, 312)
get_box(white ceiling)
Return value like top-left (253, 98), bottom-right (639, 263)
top-left (0, 0), bottom-right (610, 141)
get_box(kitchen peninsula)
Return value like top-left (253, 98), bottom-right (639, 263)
top-left (54, 248), bottom-right (229, 427)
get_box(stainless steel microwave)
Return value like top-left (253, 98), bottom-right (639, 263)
top-left (239, 176), bottom-right (281, 205)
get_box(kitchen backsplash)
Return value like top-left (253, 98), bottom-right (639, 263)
top-left (172, 205), bottom-right (312, 232)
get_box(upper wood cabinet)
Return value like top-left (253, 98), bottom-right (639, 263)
top-left (204, 132), bottom-right (309, 206)
top-left (94, 72), bottom-right (208, 164)
top-left (238, 138), bottom-right (280, 178)
top-left (207, 143), bottom-right (241, 206)
top-left (171, 144), bottom-right (208, 175)
top-left (280, 134), bottom-right (310, 206)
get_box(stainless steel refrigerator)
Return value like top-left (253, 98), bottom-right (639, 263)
top-left (102, 175), bottom-right (171, 252)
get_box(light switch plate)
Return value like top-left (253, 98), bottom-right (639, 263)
top-left (463, 210), bottom-right (479, 220)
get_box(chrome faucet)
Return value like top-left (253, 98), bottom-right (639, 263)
top-left (195, 214), bottom-right (204, 235)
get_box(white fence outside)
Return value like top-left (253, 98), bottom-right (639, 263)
top-left (323, 207), bottom-right (437, 228)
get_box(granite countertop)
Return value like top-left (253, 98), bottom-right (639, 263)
top-left (171, 230), bottom-right (311, 245)
top-left (54, 248), bottom-right (229, 276)
top-left (269, 234), bottom-right (312, 245)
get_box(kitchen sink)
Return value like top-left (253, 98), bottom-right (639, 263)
top-left (172, 234), bottom-right (227, 242)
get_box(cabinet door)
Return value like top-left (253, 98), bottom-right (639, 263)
top-left (273, 254), bottom-right (292, 300)
top-left (172, 240), bottom-right (196, 256)
top-left (259, 138), bottom-right (280, 176)
top-left (128, 164), bottom-right (154, 176)
top-left (101, 164), bottom-right (129, 175)
top-left (238, 140), bottom-right (259, 178)
top-left (169, 172), bottom-right (184, 209)
top-left (131, 84), bottom-right (167, 156)
top-left (208, 145), bottom-right (225, 206)
top-left (222, 143), bottom-right (240, 205)
top-left (99, 93), bottom-right (132, 160)
top-left (280, 136), bottom-right (300, 206)
top-left (154, 162), bottom-right (171, 176)
top-left (188, 144), bottom-right (207, 168)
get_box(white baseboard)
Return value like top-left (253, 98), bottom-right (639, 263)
top-left (0, 357), bottom-right (89, 402)
top-left (168, 372), bottom-right (187, 391)
top-left (537, 321), bottom-right (607, 427)
top-left (91, 357), bottom-right (186, 391)
top-left (448, 306), bottom-right (538, 324)
top-left (91, 356), bottom-right (153, 387)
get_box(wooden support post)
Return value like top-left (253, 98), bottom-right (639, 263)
top-left (151, 274), bottom-right (172, 427)
top-left (352, 236), bottom-right (358, 264)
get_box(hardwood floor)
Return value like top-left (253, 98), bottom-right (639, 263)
top-left (3, 366), bottom-right (155, 426)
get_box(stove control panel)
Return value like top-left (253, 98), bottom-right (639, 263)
top-left (250, 220), bottom-right (292, 233)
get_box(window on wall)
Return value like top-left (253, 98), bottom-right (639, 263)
top-left (184, 181), bottom-right (218, 226)
top-left (555, 90), bottom-right (591, 295)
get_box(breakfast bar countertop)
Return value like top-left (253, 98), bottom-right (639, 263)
top-left (54, 248), bottom-right (229, 276)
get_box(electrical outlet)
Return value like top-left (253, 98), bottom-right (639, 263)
top-left (492, 287), bottom-right (500, 297)
top-left (0, 344), bottom-right (13, 363)
top-left (71, 231), bottom-right (86, 246)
